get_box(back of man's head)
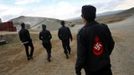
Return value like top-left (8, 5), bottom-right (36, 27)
top-left (42, 24), bottom-right (46, 30)
top-left (21, 23), bottom-right (25, 29)
top-left (61, 20), bottom-right (65, 26)
top-left (81, 5), bottom-right (96, 22)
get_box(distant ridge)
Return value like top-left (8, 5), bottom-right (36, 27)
top-left (69, 7), bottom-right (134, 24)
top-left (10, 16), bottom-right (71, 31)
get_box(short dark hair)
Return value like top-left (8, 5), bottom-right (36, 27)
top-left (21, 23), bottom-right (25, 28)
top-left (81, 5), bottom-right (96, 22)
top-left (42, 24), bottom-right (46, 30)
top-left (61, 20), bottom-right (65, 26)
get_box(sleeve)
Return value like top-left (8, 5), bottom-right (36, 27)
top-left (18, 32), bottom-right (23, 42)
top-left (58, 29), bottom-right (62, 40)
top-left (68, 28), bottom-right (73, 41)
top-left (75, 30), bottom-right (88, 75)
top-left (48, 31), bottom-right (52, 40)
top-left (26, 30), bottom-right (31, 41)
top-left (39, 32), bottom-right (42, 40)
top-left (105, 25), bottom-right (115, 55)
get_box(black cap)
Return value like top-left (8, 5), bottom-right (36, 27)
top-left (81, 5), bottom-right (96, 22)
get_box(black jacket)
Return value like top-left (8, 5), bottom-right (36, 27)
top-left (39, 29), bottom-right (52, 43)
top-left (75, 21), bottom-right (115, 73)
top-left (19, 28), bottom-right (32, 43)
top-left (58, 26), bottom-right (72, 41)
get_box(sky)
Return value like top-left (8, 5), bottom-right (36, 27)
top-left (0, 0), bottom-right (134, 22)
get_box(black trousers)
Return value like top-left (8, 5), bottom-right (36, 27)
top-left (24, 42), bottom-right (34, 58)
top-left (84, 67), bottom-right (112, 75)
top-left (42, 42), bottom-right (52, 59)
top-left (61, 39), bottom-right (71, 55)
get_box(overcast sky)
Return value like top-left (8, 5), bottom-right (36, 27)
top-left (0, 0), bottom-right (134, 22)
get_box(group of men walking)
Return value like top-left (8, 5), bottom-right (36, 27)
top-left (18, 5), bottom-right (115, 75)
top-left (19, 20), bottom-right (72, 62)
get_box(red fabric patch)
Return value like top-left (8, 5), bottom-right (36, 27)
top-left (93, 36), bottom-right (104, 56)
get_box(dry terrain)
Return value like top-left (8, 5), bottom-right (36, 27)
top-left (0, 15), bottom-right (134, 75)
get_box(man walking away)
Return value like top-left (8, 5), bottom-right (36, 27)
top-left (39, 25), bottom-right (52, 62)
top-left (19, 23), bottom-right (34, 60)
top-left (75, 5), bottom-right (115, 75)
top-left (58, 20), bottom-right (73, 59)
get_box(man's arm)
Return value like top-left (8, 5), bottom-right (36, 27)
top-left (75, 30), bottom-right (87, 75)
top-left (39, 32), bottom-right (43, 40)
top-left (58, 29), bottom-right (62, 40)
top-left (48, 31), bottom-right (52, 40)
top-left (68, 28), bottom-right (73, 41)
top-left (18, 31), bottom-right (23, 42)
top-left (105, 25), bottom-right (115, 55)
top-left (26, 30), bottom-right (31, 41)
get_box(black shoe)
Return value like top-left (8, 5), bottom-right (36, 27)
top-left (66, 54), bottom-right (69, 59)
top-left (27, 57), bottom-right (31, 60)
top-left (47, 58), bottom-right (51, 62)
top-left (27, 56), bottom-right (33, 60)
top-left (30, 56), bottom-right (33, 60)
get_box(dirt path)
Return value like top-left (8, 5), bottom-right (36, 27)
top-left (0, 33), bottom-right (78, 75)
top-left (110, 16), bottom-right (134, 75)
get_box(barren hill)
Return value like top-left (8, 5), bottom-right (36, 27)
top-left (10, 16), bottom-right (71, 31)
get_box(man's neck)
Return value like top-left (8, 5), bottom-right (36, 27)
top-left (85, 20), bottom-right (96, 25)
top-left (22, 28), bottom-right (25, 29)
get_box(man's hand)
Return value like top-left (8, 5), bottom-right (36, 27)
top-left (75, 66), bottom-right (81, 75)
top-left (70, 38), bottom-right (73, 42)
top-left (23, 41), bottom-right (29, 44)
top-left (76, 70), bottom-right (81, 75)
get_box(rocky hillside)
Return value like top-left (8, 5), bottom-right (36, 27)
top-left (10, 16), bottom-right (71, 31)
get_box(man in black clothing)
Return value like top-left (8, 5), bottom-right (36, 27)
top-left (75, 5), bottom-right (115, 75)
top-left (19, 23), bottom-right (34, 60)
top-left (58, 21), bottom-right (73, 59)
top-left (39, 25), bottom-right (52, 62)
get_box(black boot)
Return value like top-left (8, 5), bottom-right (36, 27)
top-left (27, 57), bottom-right (31, 60)
top-left (47, 58), bottom-right (51, 62)
top-left (66, 54), bottom-right (69, 59)
top-left (47, 53), bottom-right (51, 62)
top-left (30, 56), bottom-right (33, 60)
